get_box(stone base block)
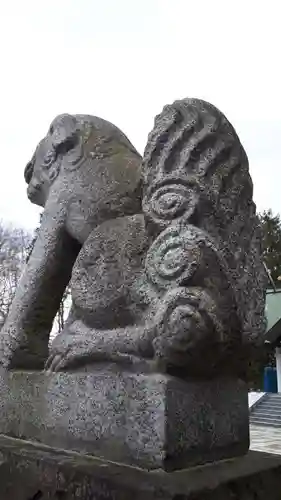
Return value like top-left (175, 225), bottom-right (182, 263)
top-left (0, 368), bottom-right (249, 470)
top-left (0, 436), bottom-right (280, 500)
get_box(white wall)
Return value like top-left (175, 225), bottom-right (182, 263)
top-left (276, 347), bottom-right (281, 393)
top-left (248, 392), bottom-right (265, 408)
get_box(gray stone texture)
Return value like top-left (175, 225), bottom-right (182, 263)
top-left (0, 114), bottom-right (143, 370)
top-left (0, 99), bottom-right (267, 378)
top-left (141, 98), bottom-right (267, 378)
top-left (0, 368), bottom-right (249, 471)
top-left (0, 99), bottom-right (267, 472)
top-left (0, 436), bottom-right (281, 499)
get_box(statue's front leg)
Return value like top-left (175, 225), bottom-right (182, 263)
top-left (0, 202), bottom-right (80, 370)
top-left (45, 319), bottom-right (155, 372)
top-left (45, 287), bottom-right (224, 374)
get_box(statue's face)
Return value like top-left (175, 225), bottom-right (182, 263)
top-left (24, 115), bottom-right (80, 207)
top-left (24, 113), bottom-right (141, 215)
top-left (25, 138), bottom-right (60, 207)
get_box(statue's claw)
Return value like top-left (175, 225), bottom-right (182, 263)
top-left (45, 353), bottom-right (65, 373)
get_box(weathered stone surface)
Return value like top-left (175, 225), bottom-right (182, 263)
top-left (0, 114), bottom-right (143, 370)
top-left (0, 436), bottom-right (280, 499)
top-left (0, 101), bottom-right (266, 378)
top-left (141, 98), bottom-right (267, 378)
top-left (0, 100), bottom-right (267, 470)
top-left (0, 368), bottom-right (248, 470)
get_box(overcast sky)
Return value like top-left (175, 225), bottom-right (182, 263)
top-left (1, 0), bottom-right (280, 232)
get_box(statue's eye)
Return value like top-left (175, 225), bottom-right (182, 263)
top-left (43, 150), bottom-right (56, 168)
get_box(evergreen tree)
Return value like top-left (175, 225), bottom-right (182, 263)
top-left (258, 209), bottom-right (281, 285)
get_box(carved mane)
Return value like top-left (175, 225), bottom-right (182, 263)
top-left (142, 98), bottom-right (266, 345)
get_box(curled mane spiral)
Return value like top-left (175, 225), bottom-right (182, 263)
top-left (142, 98), bottom-right (266, 345)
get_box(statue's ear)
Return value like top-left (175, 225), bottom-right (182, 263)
top-left (50, 114), bottom-right (78, 153)
top-left (50, 114), bottom-right (82, 168)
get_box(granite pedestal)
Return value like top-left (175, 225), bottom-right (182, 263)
top-left (0, 367), bottom-right (249, 471)
top-left (0, 436), bottom-right (279, 500)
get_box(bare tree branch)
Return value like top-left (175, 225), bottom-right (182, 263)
top-left (0, 220), bottom-right (32, 327)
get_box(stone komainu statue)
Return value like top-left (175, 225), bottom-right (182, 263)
top-left (0, 99), bottom-right (266, 377)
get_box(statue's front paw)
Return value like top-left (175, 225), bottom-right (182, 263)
top-left (45, 330), bottom-right (104, 372)
top-left (44, 329), bottom-right (144, 372)
top-left (45, 331), bottom-right (75, 372)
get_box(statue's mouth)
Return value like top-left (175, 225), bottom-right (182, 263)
top-left (27, 184), bottom-right (44, 207)
top-left (24, 159), bottom-right (34, 184)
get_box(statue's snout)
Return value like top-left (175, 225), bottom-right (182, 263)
top-left (27, 179), bottom-right (44, 206)
top-left (24, 159), bottom-right (34, 185)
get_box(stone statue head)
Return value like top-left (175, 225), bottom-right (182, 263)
top-left (24, 113), bottom-right (142, 212)
top-left (24, 115), bottom-right (79, 206)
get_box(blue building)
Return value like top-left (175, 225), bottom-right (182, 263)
top-left (265, 288), bottom-right (281, 392)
